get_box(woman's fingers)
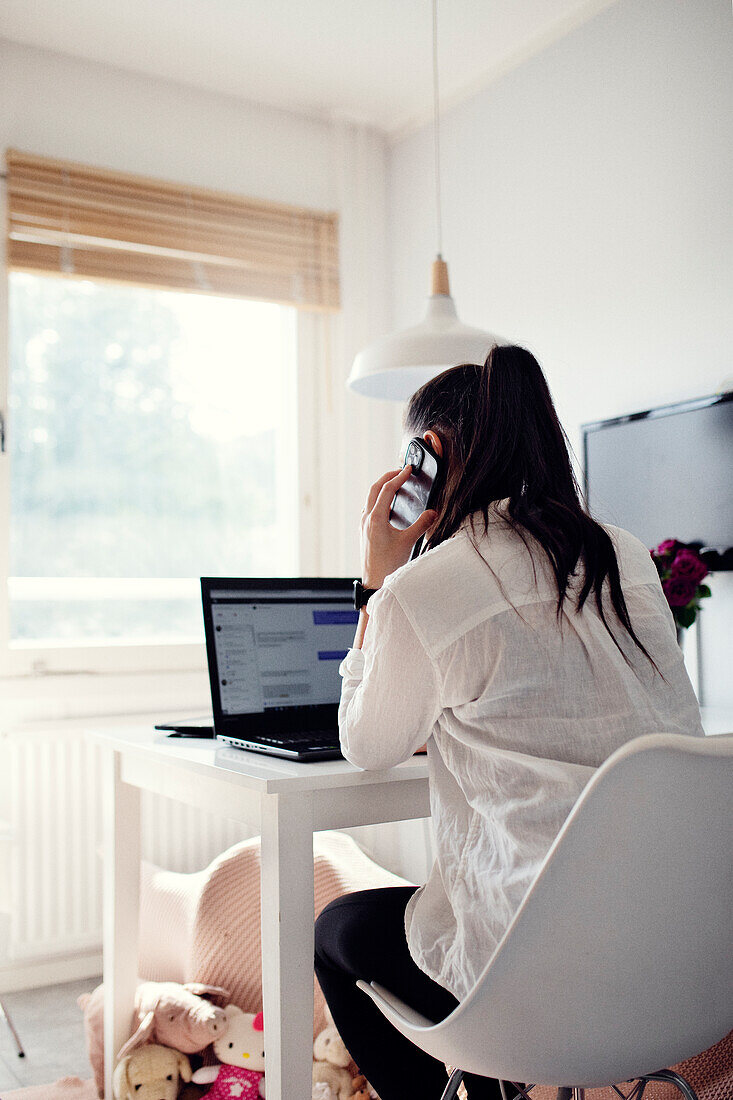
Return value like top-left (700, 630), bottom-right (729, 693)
top-left (406, 509), bottom-right (438, 540)
top-left (360, 468), bottom-right (435, 588)
top-left (365, 468), bottom-right (402, 514)
top-left (373, 465), bottom-right (413, 516)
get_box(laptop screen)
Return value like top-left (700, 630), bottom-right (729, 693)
top-left (201, 579), bottom-right (357, 731)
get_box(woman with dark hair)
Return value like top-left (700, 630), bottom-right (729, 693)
top-left (314, 345), bottom-right (702, 1100)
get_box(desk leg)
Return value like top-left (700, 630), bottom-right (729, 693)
top-left (260, 792), bottom-right (315, 1100)
top-left (102, 749), bottom-right (141, 1099)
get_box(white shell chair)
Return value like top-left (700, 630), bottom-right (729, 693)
top-left (358, 732), bottom-right (733, 1100)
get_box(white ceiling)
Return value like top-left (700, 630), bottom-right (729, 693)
top-left (0, 0), bottom-right (618, 135)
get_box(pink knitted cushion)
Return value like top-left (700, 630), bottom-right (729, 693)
top-left (180, 831), bottom-right (409, 1037)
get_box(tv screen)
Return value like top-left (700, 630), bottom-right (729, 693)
top-left (583, 392), bottom-right (733, 552)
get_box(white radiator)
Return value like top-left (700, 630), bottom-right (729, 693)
top-left (6, 726), bottom-right (250, 963)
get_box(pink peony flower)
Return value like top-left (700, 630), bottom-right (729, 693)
top-left (670, 549), bottom-right (708, 584)
top-left (654, 539), bottom-right (680, 557)
top-left (662, 576), bottom-right (697, 608)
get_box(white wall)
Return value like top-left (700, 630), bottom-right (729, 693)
top-left (0, 37), bottom-right (338, 209)
top-left (387, 0), bottom-right (733, 707)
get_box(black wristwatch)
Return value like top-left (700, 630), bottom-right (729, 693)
top-left (353, 579), bottom-right (379, 611)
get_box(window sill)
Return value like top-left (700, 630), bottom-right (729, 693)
top-left (1, 639), bottom-right (207, 676)
top-left (0, 667), bottom-right (211, 726)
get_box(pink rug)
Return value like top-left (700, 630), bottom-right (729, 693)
top-left (2, 1076), bottom-right (97, 1099)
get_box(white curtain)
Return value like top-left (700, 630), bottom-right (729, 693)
top-left (298, 119), bottom-right (399, 577)
top-left (298, 119), bottom-right (433, 885)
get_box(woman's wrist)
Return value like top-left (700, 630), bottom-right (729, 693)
top-left (353, 608), bottom-right (370, 649)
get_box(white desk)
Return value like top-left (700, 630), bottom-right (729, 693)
top-left (95, 728), bottom-right (430, 1100)
top-left (96, 710), bottom-right (730, 1099)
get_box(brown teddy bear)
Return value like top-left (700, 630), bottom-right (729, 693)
top-left (351, 1074), bottom-right (380, 1099)
top-left (351, 1074), bottom-right (371, 1098)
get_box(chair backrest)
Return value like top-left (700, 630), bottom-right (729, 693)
top-left (401, 733), bottom-right (733, 1088)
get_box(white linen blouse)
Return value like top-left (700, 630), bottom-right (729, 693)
top-left (338, 502), bottom-right (704, 1001)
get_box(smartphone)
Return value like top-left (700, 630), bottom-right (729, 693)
top-left (389, 437), bottom-right (443, 556)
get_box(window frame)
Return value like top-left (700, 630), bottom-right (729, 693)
top-left (0, 239), bottom-right (320, 679)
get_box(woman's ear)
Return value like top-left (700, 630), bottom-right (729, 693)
top-left (423, 430), bottom-right (443, 458)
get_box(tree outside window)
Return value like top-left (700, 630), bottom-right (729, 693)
top-left (8, 273), bottom-right (298, 646)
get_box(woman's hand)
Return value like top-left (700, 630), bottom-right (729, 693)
top-left (360, 466), bottom-right (438, 590)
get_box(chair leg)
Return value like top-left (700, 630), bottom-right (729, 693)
top-left (0, 999), bottom-right (25, 1057)
top-left (439, 1068), bottom-right (465, 1100)
top-left (555, 1091), bottom-right (572, 1100)
top-left (612, 1081), bottom-right (650, 1100)
top-left (638, 1070), bottom-right (698, 1100)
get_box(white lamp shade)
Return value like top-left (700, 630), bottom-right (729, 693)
top-left (348, 293), bottom-right (504, 401)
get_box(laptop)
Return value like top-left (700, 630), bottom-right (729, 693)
top-left (201, 577), bottom-right (357, 761)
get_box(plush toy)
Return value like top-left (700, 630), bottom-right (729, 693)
top-left (312, 1084), bottom-right (338, 1100)
top-left (351, 1074), bottom-right (379, 1099)
top-left (119, 981), bottom-right (229, 1059)
top-left (312, 1061), bottom-right (353, 1100)
top-left (312, 1016), bottom-right (353, 1100)
top-left (192, 1005), bottom-right (266, 1099)
top-left (313, 1022), bottom-right (351, 1069)
top-left (112, 1043), bottom-right (191, 1100)
top-left (79, 980), bottom-right (228, 1096)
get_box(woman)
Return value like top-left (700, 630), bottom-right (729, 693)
top-left (314, 345), bottom-right (702, 1100)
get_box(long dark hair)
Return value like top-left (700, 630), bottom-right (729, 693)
top-left (405, 345), bottom-right (661, 675)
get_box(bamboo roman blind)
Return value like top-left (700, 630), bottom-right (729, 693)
top-left (5, 150), bottom-right (340, 311)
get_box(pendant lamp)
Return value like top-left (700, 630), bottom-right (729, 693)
top-left (348, 0), bottom-right (504, 402)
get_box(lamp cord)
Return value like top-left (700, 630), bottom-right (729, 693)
top-left (432, 0), bottom-right (443, 259)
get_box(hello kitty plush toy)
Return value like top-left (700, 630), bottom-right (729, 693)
top-left (192, 1005), bottom-right (266, 1099)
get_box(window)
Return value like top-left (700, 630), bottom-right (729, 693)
top-left (3, 150), bottom-right (339, 672)
top-left (8, 273), bottom-right (298, 647)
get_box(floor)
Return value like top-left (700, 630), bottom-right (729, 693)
top-left (0, 977), bottom-right (99, 1092)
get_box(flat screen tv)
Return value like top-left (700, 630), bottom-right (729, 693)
top-left (582, 391), bottom-right (733, 565)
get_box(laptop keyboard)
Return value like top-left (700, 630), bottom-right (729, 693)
top-left (254, 730), bottom-right (339, 750)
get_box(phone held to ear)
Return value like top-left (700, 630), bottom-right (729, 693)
top-left (389, 437), bottom-right (443, 559)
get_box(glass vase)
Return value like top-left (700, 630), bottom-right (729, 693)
top-left (675, 621), bottom-right (701, 702)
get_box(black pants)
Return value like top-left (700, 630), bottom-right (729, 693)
top-left (314, 886), bottom-right (509, 1100)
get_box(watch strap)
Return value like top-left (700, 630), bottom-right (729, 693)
top-left (353, 579), bottom-right (379, 611)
